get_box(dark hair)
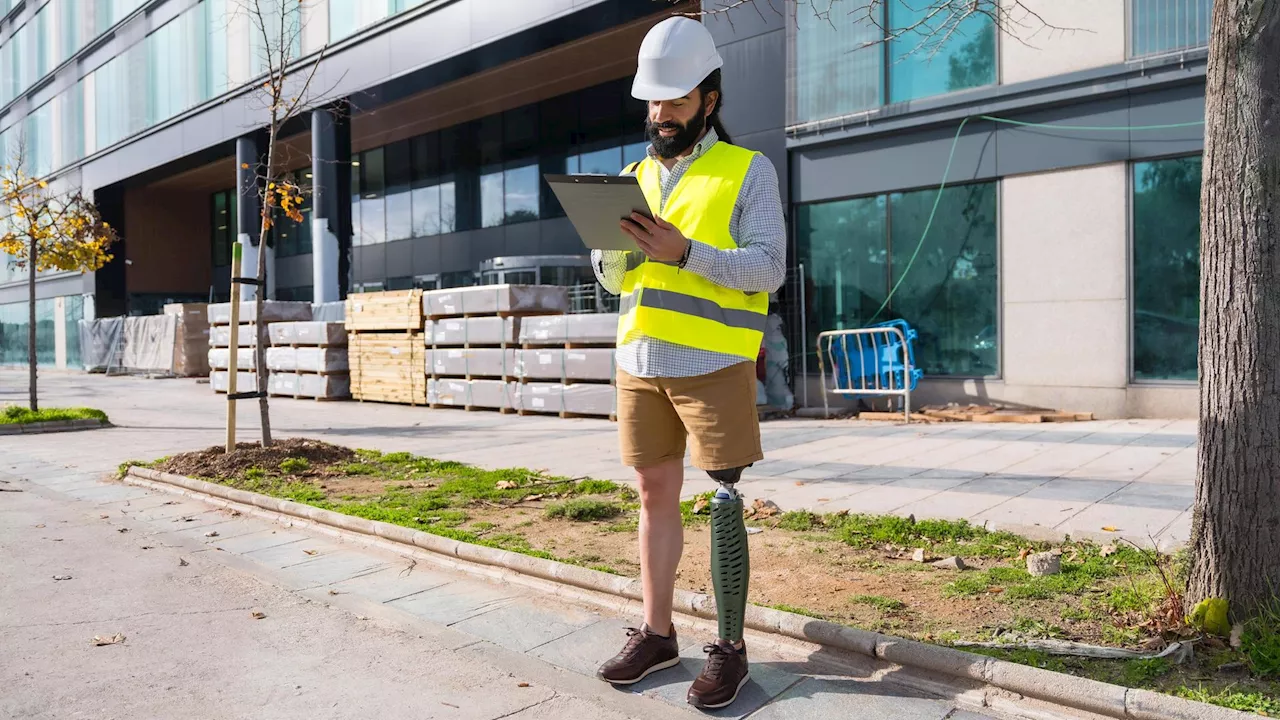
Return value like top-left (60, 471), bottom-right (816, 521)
top-left (697, 69), bottom-right (731, 145)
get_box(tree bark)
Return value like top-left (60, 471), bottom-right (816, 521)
top-left (27, 236), bottom-right (37, 412)
top-left (1189, 0), bottom-right (1280, 616)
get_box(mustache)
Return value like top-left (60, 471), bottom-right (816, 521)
top-left (649, 121), bottom-right (684, 130)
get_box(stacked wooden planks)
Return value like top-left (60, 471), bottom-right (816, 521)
top-left (346, 290), bottom-right (426, 405)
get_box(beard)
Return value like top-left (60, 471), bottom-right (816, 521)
top-left (645, 106), bottom-right (708, 160)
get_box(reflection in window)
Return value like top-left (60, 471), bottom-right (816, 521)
top-left (329, 0), bottom-right (390, 42)
top-left (1130, 0), bottom-right (1213, 58)
top-left (480, 168), bottom-right (504, 229)
top-left (887, 4), bottom-right (995, 103)
top-left (577, 146), bottom-right (622, 175)
top-left (796, 182), bottom-right (998, 377)
top-left (384, 141), bottom-right (413, 242)
top-left (504, 164), bottom-right (540, 224)
top-left (1133, 156), bottom-right (1201, 381)
top-left (623, 141), bottom-right (649, 170)
top-left (411, 185), bottom-right (441, 238)
top-left (789, 9), bottom-right (881, 125)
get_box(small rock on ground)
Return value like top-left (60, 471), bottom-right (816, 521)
top-left (932, 556), bottom-right (966, 570)
top-left (1026, 551), bottom-right (1062, 576)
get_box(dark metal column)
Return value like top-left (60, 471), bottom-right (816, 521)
top-left (311, 105), bottom-right (352, 302)
top-left (236, 135), bottom-right (262, 301)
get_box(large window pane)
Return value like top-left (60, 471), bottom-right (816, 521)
top-left (789, 8), bottom-right (881, 126)
top-left (329, 0), bottom-right (390, 42)
top-left (503, 164), bottom-right (539, 224)
top-left (440, 181), bottom-right (456, 234)
top-left (411, 185), bottom-right (440, 237)
top-left (359, 148), bottom-right (386, 245)
top-left (577, 145), bottom-right (622, 175)
top-left (480, 167), bottom-right (504, 228)
top-left (384, 140), bottom-right (413, 241)
top-left (796, 182), bottom-right (998, 378)
top-left (1131, 0), bottom-right (1213, 58)
top-left (796, 196), bottom-right (889, 357)
top-left (887, 183), bottom-right (998, 376)
top-left (1133, 156), bottom-right (1201, 381)
top-left (887, 4), bottom-right (995, 104)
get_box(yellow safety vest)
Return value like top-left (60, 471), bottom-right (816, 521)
top-left (617, 141), bottom-right (768, 361)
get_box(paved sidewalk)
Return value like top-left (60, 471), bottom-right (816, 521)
top-left (3, 446), bottom-right (997, 719)
top-left (1, 371), bottom-right (1196, 548)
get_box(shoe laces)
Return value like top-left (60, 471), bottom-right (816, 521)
top-left (701, 643), bottom-right (733, 678)
top-left (621, 627), bottom-right (650, 655)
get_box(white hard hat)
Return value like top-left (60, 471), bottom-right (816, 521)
top-left (632, 17), bottom-right (723, 102)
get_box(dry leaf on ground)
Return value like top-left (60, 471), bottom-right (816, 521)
top-left (496, 481), bottom-right (519, 490)
top-left (251, 612), bottom-right (266, 620)
top-left (53, 575), bottom-right (72, 581)
top-left (92, 633), bottom-right (125, 646)
top-left (179, 558), bottom-right (189, 567)
top-left (303, 550), bottom-right (318, 556)
top-left (1101, 526), bottom-right (1119, 532)
top-left (1100, 545), bottom-right (1117, 557)
top-left (692, 498), bottom-right (710, 514)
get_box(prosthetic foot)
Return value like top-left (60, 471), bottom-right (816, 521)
top-left (707, 466), bottom-right (749, 643)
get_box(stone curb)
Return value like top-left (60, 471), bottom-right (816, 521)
top-left (0, 418), bottom-right (108, 435)
top-left (124, 467), bottom-right (1247, 720)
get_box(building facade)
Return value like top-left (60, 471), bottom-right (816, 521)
top-left (0, 0), bottom-right (1208, 418)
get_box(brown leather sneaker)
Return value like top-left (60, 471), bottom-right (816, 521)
top-left (687, 640), bottom-right (749, 710)
top-left (597, 624), bottom-right (680, 685)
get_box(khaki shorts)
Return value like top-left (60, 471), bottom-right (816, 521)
top-left (616, 362), bottom-right (763, 471)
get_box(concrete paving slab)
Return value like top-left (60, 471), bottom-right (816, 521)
top-left (1096, 482), bottom-right (1195, 512)
top-left (327, 564), bottom-right (457, 603)
top-left (60, 483), bottom-right (152, 504)
top-left (1020, 477), bottom-right (1130, 503)
top-left (745, 676), bottom-right (955, 720)
top-left (276, 550), bottom-right (393, 588)
top-left (895, 491), bottom-right (1011, 521)
top-left (1057, 504), bottom-right (1182, 540)
top-left (451, 597), bottom-right (604, 653)
top-left (206, 528), bottom-right (315, 555)
top-left (529, 616), bottom-right (639, 677)
top-left (246, 538), bottom-right (345, 568)
top-left (161, 517), bottom-right (266, 544)
top-left (388, 578), bottom-right (523, 626)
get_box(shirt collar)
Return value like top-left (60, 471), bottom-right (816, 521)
top-left (646, 126), bottom-right (720, 164)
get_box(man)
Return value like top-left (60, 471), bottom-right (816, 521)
top-left (591, 16), bottom-right (786, 711)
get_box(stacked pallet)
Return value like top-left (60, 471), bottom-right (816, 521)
top-left (206, 301), bottom-right (312, 394)
top-left (423, 285), bottom-right (569, 412)
top-left (266, 322), bottom-right (350, 400)
top-left (162, 303), bottom-right (211, 378)
top-left (516, 313), bottom-right (618, 420)
top-left (346, 290), bottom-right (426, 405)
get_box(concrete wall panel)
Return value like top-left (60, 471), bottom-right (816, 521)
top-left (999, 0), bottom-right (1126, 85)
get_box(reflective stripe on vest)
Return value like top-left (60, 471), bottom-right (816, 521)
top-left (616, 142), bottom-right (767, 361)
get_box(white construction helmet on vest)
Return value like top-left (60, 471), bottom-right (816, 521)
top-left (632, 17), bottom-right (723, 102)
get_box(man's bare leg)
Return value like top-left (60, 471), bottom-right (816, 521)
top-left (637, 457), bottom-right (684, 633)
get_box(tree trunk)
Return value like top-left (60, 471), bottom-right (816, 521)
top-left (1188, 0), bottom-right (1280, 617)
top-left (255, 228), bottom-right (272, 448)
top-left (27, 236), bottom-right (37, 412)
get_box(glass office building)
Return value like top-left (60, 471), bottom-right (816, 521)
top-left (1, 0), bottom-right (1213, 417)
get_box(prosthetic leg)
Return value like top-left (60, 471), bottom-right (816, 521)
top-left (707, 466), bottom-right (750, 643)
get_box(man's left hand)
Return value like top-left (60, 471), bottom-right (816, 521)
top-left (621, 213), bottom-right (689, 264)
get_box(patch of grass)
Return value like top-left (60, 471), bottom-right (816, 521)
top-left (778, 511), bottom-right (819, 532)
top-left (589, 564), bottom-right (620, 575)
top-left (680, 492), bottom-right (714, 526)
top-left (1009, 617), bottom-right (1067, 639)
top-left (1241, 597), bottom-right (1280, 678)
top-left (1059, 605), bottom-right (1096, 622)
top-left (243, 468), bottom-right (268, 483)
top-left (831, 513), bottom-right (1030, 559)
top-left (1122, 658), bottom-right (1172, 686)
top-left (1100, 624), bottom-right (1143, 647)
top-left (279, 457), bottom-right (311, 474)
top-left (1175, 686), bottom-right (1280, 714)
top-left (849, 594), bottom-right (907, 612)
top-left (471, 522), bottom-right (497, 532)
top-left (769, 604), bottom-right (825, 619)
top-left (546, 499), bottom-right (623, 522)
top-left (574, 479), bottom-right (621, 496)
top-left (1104, 579), bottom-right (1163, 615)
top-left (943, 544), bottom-right (1152, 603)
top-left (604, 519), bottom-right (639, 533)
top-left (0, 405), bottom-right (108, 425)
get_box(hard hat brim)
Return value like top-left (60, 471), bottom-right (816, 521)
top-left (630, 57), bottom-right (724, 102)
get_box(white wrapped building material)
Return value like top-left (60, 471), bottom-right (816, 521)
top-left (516, 348), bottom-right (615, 382)
top-left (425, 348), bottom-right (516, 378)
top-left (428, 378), bottom-right (471, 407)
top-left (210, 324), bottom-right (259, 348)
top-left (423, 284), bottom-right (569, 318)
top-left (425, 316), bottom-right (520, 346)
top-left (211, 370), bottom-right (257, 393)
top-left (268, 372), bottom-right (351, 399)
top-left (266, 347), bottom-right (349, 373)
top-left (122, 315), bottom-right (178, 373)
top-left (518, 313), bottom-right (618, 346)
top-left (209, 347), bottom-right (258, 370)
top-left (468, 380), bottom-right (519, 410)
top-left (208, 301), bottom-right (312, 326)
top-left (518, 382), bottom-right (616, 417)
top-left (269, 321), bottom-right (347, 346)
